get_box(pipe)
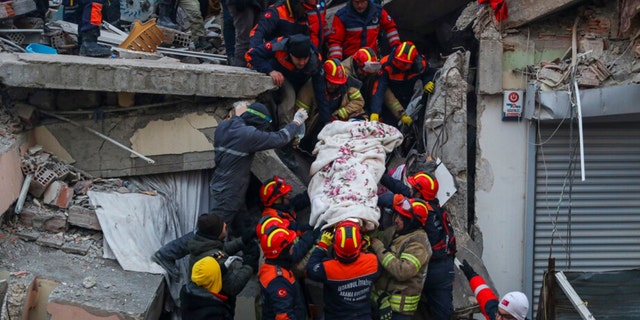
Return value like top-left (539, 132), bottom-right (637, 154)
top-left (573, 81), bottom-right (586, 181)
top-left (38, 110), bottom-right (156, 164)
top-left (14, 174), bottom-right (32, 214)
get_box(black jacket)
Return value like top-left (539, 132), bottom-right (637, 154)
top-left (209, 115), bottom-right (297, 213)
top-left (180, 282), bottom-right (234, 320)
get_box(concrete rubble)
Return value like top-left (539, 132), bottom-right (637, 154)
top-left (1, 0), bottom-right (639, 319)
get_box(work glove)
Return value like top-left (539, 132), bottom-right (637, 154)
top-left (293, 108), bottom-right (309, 126)
top-left (370, 113), bottom-right (379, 122)
top-left (241, 228), bottom-right (257, 245)
top-left (370, 238), bottom-right (385, 254)
top-left (423, 81), bottom-right (435, 94)
top-left (400, 113), bottom-right (413, 126)
top-left (317, 231), bottom-right (334, 250)
top-left (460, 259), bottom-right (478, 280)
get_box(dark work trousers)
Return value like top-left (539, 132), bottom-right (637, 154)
top-left (422, 256), bottom-right (455, 320)
top-left (79, 0), bottom-right (104, 33)
top-left (158, 231), bottom-right (194, 261)
top-left (222, 0), bottom-right (235, 61)
top-left (228, 3), bottom-right (260, 67)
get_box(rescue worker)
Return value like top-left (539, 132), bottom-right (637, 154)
top-left (327, 0), bottom-right (400, 60)
top-left (370, 41), bottom-right (437, 126)
top-left (296, 58), bottom-right (365, 125)
top-left (249, 0), bottom-right (328, 50)
top-left (246, 34), bottom-right (324, 169)
top-left (186, 213), bottom-right (259, 314)
top-left (63, 0), bottom-right (112, 57)
top-left (209, 102), bottom-right (308, 235)
top-left (150, 103), bottom-right (308, 277)
top-left (180, 256), bottom-right (233, 319)
top-left (460, 260), bottom-right (529, 320)
top-left (379, 171), bottom-right (457, 320)
top-left (305, 220), bottom-right (380, 319)
top-left (295, 58), bottom-right (365, 152)
top-left (343, 47), bottom-right (412, 126)
top-left (259, 176), bottom-right (312, 236)
top-left (370, 195), bottom-right (431, 319)
top-left (259, 227), bottom-right (307, 319)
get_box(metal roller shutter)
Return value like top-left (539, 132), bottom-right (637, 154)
top-left (532, 122), bottom-right (640, 315)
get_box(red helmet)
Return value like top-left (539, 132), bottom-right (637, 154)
top-left (260, 227), bottom-right (297, 259)
top-left (352, 47), bottom-right (377, 68)
top-left (323, 59), bottom-right (348, 85)
top-left (260, 176), bottom-right (292, 207)
top-left (392, 194), bottom-right (427, 226)
top-left (333, 220), bottom-right (362, 261)
top-left (256, 215), bottom-right (290, 238)
top-left (393, 41), bottom-right (418, 64)
top-left (407, 171), bottom-right (439, 200)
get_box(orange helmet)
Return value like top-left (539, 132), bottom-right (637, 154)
top-left (260, 227), bottom-right (297, 259)
top-left (352, 47), bottom-right (377, 68)
top-left (392, 194), bottom-right (428, 226)
top-left (256, 215), bottom-right (290, 238)
top-left (260, 176), bottom-right (292, 207)
top-left (323, 59), bottom-right (348, 85)
top-left (393, 41), bottom-right (418, 64)
top-left (407, 171), bottom-right (439, 200)
top-left (333, 220), bottom-right (362, 261)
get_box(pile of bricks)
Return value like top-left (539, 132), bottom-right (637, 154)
top-left (17, 146), bottom-right (106, 233)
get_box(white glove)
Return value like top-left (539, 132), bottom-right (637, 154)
top-left (293, 108), bottom-right (308, 126)
top-left (224, 255), bottom-right (243, 268)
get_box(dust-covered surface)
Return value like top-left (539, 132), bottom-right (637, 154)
top-left (0, 222), bottom-right (165, 318)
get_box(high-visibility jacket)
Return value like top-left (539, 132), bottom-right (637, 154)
top-left (305, 246), bottom-right (380, 319)
top-left (468, 274), bottom-right (499, 320)
top-left (246, 36), bottom-right (323, 92)
top-left (370, 50), bottom-right (435, 115)
top-left (372, 226), bottom-right (431, 315)
top-left (327, 1), bottom-right (400, 60)
top-left (249, 0), bottom-right (329, 49)
top-left (342, 56), bottom-right (404, 119)
top-left (295, 76), bottom-right (365, 125)
top-left (259, 263), bottom-right (307, 320)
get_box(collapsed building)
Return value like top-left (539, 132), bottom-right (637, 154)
top-left (2, 0), bottom-right (640, 319)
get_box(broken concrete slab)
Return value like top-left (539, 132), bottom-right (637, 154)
top-left (0, 234), bottom-right (164, 320)
top-left (61, 241), bottom-right (92, 255)
top-left (36, 233), bottom-right (64, 249)
top-left (0, 139), bottom-right (23, 217)
top-left (0, 53), bottom-right (275, 98)
top-left (502, 0), bottom-right (585, 29)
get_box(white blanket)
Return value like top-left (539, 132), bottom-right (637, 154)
top-left (308, 121), bottom-right (403, 231)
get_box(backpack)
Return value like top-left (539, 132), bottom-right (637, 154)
top-left (424, 199), bottom-right (456, 259)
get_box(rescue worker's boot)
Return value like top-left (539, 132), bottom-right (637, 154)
top-left (194, 36), bottom-right (213, 50)
top-left (157, 3), bottom-right (179, 30)
top-left (79, 30), bottom-right (112, 57)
